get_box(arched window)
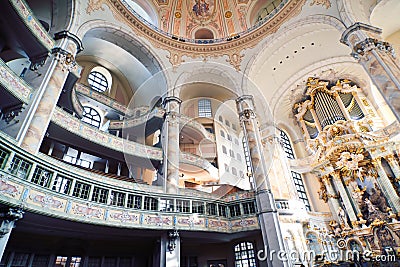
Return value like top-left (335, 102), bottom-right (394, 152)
top-left (227, 134), bottom-right (232, 141)
top-left (218, 116), bottom-right (223, 122)
top-left (224, 164), bottom-right (229, 172)
top-left (234, 242), bottom-right (256, 267)
top-left (88, 66), bottom-right (112, 93)
top-left (222, 146), bottom-right (227, 154)
top-left (229, 150), bottom-right (235, 158)
top-left (220, 130), bottom-right (225, 138)
top-left (198, 99), bottom-right (212, 118)
top-left (237, 153), bottom-right (241, 161)
top-left (82, 106), bottom-right (102, 128)
top-left (280, 130), bottom-right (311, 211)
top-left (225, 120), bottom-right (230, 127)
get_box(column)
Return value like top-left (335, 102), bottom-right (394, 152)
top-left (19, 31), bottom-right (83, 154)
top-left (334, 93), bottom-right (351, 121)
top-left (299, 119), bottom-right (310, 140)
top-left (0, 208), bottom-right (24, 261)
top-left (385, 155), bottom-right (400, 179)
top-left (331, 172), bottom-right (358, 226)
top-left (162, 97), bottom-right (182, 194)
top-left (373, 159), bottom-right (400, 212)
top-left (320, 175), bottom-right (341, 218)
top-left (341, 22), bottom-right (400, 120)
top-left (236, 95), bottom-right (288, 267)
top-left (159, 230), bottom-right (180, 267)
top-left (309, 108), bottom-right (322, 132)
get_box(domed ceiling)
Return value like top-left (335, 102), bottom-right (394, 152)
top-left (125, 0), bottom-right (284, 40)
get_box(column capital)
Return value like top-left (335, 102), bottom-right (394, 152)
top-left (54, 30), bottom-right (84, 54)
top-left (0, 208), bottom-right (24, 238)
top-left (163, 96), bottom-right (182, 106)
top-left (341, 22), bottom-right (382, 45)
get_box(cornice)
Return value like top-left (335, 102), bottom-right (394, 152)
top-left (89, 0), bottom-right (307, 70)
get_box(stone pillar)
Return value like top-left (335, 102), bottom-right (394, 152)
top-left (331, 172), bottom-right (358, 225)
top-left (373, 159), bottom-right (400, 212)
top-left (341, 22), bottom-right (400, 120)
top-left (0, 208), bottom-right (24, 261)
top-left (236, 95), bottom-right (288, 267)
top-left (162, 97), bottom-right (182, 194)
top-left (159, 230), bottom-right (180, 267)
top-left (19, 31), bottom-right (83, 154)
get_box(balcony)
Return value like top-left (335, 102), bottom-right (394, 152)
top-left (0, 134), bottom-right (259, 233)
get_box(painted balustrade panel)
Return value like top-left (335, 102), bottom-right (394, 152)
top-left (10, 0), bottom-right (54, 51)
top-left (0, 170), bottom-right (259, 232)
top-left (0, 59), bottom-right (33, 103)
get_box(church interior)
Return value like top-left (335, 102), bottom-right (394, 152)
top-left (0, 0), bottom-right (400, 266)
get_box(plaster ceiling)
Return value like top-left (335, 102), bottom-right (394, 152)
top-left (370, 0), bottom-right (400, 38)
top-left (126, 0), bottom-right (277, 39)
top-left (79, 37), bottom-right (152, 95)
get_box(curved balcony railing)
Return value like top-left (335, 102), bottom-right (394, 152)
top-left (108, 108), bottom-right (164, 130)
top-left (180, 152), bottom-right (219, 179)
top-left (51, 108), bottom-right (219, 177)
top-left (0, 136), bottom-right (259, 233)
top-left (71, 87), bottom-right (84, 117)
top-left (75, 83), bottom-right (132, 116)
top-left (9, 0), bottom-right (54, 51)
top-left (180, 115), bottom-right (215, 141)
top-left (120, 0), bottom-right (287, 45)
top-left (52, 107), bottom-right (163, 160)
top-left (0, 58), bottom-right (34, 103)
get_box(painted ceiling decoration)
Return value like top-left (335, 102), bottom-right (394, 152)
top-left (86, 0), bottom-right (330, 70)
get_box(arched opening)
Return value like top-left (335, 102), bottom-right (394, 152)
top-left (195, 28), bottom-right (214, 39)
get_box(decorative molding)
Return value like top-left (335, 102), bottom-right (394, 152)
top-left (103, 0), bottom-right (307, 70)
top-left (309, 0), bottom-right (331, 9)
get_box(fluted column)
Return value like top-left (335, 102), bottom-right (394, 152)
top-left (341, 22), bottom-right (400, 120)
top-left (310, 108), bottom-right (322, 132)
top-left (236, 95), bottom-right (287, 267)
top-left (321, 175), bottom-right (341, 220)
top-left (0, 208), bottom-right (24, 261)
top-left (162, 97), bottom-right (182, 194)
top-left (385, 155), bottom-right (400, 179)
top-left (19, 31), bottom-right (83, 154)
top-left (331, 172), bottom-right (358, 225)
top-left (373, 158), bottom-right (400, 212)
top-left (334, 93), bottom-right (351, 121)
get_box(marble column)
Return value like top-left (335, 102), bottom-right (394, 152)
top-left (320, 175), bottom-right (342, 221)
top-left (330, 172), bottom-right (358, 226)
top-left (0, 208), bottom-right (24, 261)
top-left (236, 95), bottom-right (288, 267)
top-left (373, 159), bottom-right (400, 212)
top-left (19, 31), bottom-right (83, 154)
top-left (162, 97), bottom-right (182, 194)
top-left (341, 22), bottom-right (400, 120)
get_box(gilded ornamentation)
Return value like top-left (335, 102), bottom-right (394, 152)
top-left (86, 0), bottom-right (107, 14)
top-left (226, 52), bottom-right (244, 71)
top-left (309, 0), bottom-right (331, 9)
top-left (105, 0), bottom-right (307, 70)
top-left (225, 11), bottom-right (232, 19)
